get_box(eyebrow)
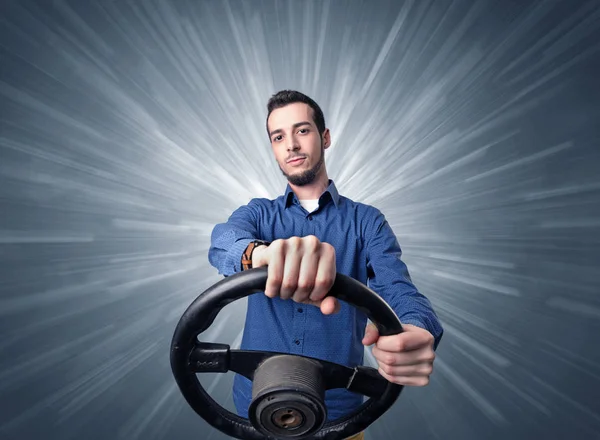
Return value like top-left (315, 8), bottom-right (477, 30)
top-left (269, 121), bottom-right (312, 138)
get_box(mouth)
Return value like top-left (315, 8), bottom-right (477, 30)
top-left (286, 156), bottom-right (306, 166)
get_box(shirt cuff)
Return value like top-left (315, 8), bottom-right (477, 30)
top-left (400, 317), bottom-right (429, 331)
top-left (400, 315), bottom-right (443, 351)
top-left (228, 238), bottom-right (254, 275)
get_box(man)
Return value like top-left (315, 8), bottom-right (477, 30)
top-left (208, 90), bottom-right (443, 440)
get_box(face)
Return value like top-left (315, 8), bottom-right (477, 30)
top-left (267, 102), bottom-right (330, 186)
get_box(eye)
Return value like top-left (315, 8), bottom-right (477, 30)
top-left (298, 128), bottom-right (309, 134)
top-left (273, 135), bottom-right (282, 142)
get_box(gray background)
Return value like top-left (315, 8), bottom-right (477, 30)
top-left (1, 0), bottom-right (599, 439)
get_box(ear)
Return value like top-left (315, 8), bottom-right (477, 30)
top-left (322, 128), bottom-right (331, 149)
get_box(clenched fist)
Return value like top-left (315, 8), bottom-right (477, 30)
top-left (362, 323), bottom-right (436, 386)
top-left (251, 235), bottom-right (340, 315)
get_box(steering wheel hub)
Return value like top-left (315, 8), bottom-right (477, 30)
top-left (249, 355), bottom-right (326, 438)
top-left (272, 407), bottom-right (303, 428)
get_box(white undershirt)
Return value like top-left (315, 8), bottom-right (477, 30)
top-left (299, 199), bottom-right (319, 213)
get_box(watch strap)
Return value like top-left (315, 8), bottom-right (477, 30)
top-left (242, 240), bottom-right (270, 271)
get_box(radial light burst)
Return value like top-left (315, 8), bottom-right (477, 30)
top-left (0, 1), bottom-right (599, 439)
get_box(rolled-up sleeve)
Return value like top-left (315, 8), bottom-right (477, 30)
top-left (208, 202), bottom-right (259, 276)
top-left (366, 211), bottom-right (444, 350)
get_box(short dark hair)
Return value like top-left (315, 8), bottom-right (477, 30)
top-left (266, 90), bottom-right (326, 138)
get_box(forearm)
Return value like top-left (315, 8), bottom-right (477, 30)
top-left (208, 204), bottom-right (260, 276)
top-left (209, 233), bottom-right (253, 276)
top-left (366, 211), bottom-right (444, 350)
top-left (369, 265), bottom-right (444, 350)
top-left (388, 289), bottom-right (444, 350)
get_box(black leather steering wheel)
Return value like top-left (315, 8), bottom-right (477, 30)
top-left (170, 267), bottom-right (404, 439)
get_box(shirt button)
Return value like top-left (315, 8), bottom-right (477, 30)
top-left (297, 308), bottom-right (303, 313)
top-left (308, 216), bottom-right (313, 221)
top-left (294, 339), bottom-right (300, 345)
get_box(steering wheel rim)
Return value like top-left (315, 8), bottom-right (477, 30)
top-left (170, 267), bottom-right (404, 440)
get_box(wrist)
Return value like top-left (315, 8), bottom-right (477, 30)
top-left (241, 240), bottom-right (270, 270)
top-left (251, 245), bottom-right (268, 267)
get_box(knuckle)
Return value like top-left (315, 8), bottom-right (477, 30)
top-left (314, 276), bottom-right (329, 286)
top-left (281, 279), bottom-right (297, 290)
top-left (380, 363), bottom-right (392, 374)
top-left (306, 234), bottom-right (320, 244)
top-left (271, 239), bottom-right (284, 250)
top-left (384, 353), bottom-right (396, 366)
top-left (287, 236), bottom-right (301, 248)
top-left (315, 277), bottom-right (333, 290)
top-left (422, 364), bottom-right (433, 375)
top-left (319, 241), bottom-right (333, 255)
top-left (268, 274), bottom-right (282, 285)
top-left (303, 235), bottom-right (320, 248)
top-left (424, 351), bottom-right (436, 363)
top-left (293, 293), bottom-right (308, 302)
top-left (395, 340), bottom-right (406, 352)
top-left (297, 279), bottom-right (314, 291)
top-left (267, 277), bottom-right (282, 288)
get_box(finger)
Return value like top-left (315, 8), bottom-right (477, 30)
top-left (372, 346), bottom-right (435, 367)
top-left (265, 245), bottom-right (283, 299)
top-left (310, 243), bottom-right (336, 302)
top-left (376, 332), bottom-right (431, 352)
top-left (362, 322), bottom-right (379, 346)
top-left (319, 296), bottom-right (340, 315)
top-left (378, 368), bottom-right (430, 387)
top-left (377, 362), bottom-right (433, 378)
top-left (280, 239), bottom-right (302, 300)
top-left (294, 240), bottom-right (319, 303)
top-left (299, 296), bottom-right (337, 314)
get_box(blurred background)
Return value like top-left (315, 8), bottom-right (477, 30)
top-left (1, 0), bottom-right (599, 439)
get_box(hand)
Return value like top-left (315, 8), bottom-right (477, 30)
top-left (252, 235), bottom-right (340, 315)
top-left (362, 323), bottom-right (435, 386)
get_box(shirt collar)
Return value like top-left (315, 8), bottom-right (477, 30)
top-left (284, 179), bottom-right (340, 209)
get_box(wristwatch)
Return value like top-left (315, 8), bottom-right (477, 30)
top-left (242, 240), bottom-right (271, 271)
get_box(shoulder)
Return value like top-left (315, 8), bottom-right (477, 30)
top-left (338, 196), bottom-right (388, 240)
top-left (246, 194), bottom-right (285, 209)
top-left (239, 195), bottom-right (286, 216)
top-left (339, 195), bottom-right (385, 222)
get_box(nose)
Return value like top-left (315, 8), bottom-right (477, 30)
top-left (286, 135), bottom-right (300, 151)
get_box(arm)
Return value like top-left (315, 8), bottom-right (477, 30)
top-left (366, 211), bottom-right (443, 350)
top-left (208, 203), bottom-right (340, 315)
top-left (208, 202), bottom-right (260, 276)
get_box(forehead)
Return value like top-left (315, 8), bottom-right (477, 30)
top-left (267, 102), bottom-right (314, 131)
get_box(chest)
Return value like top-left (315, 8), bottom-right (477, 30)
top-left (259, 207), bottom-right (366, 272)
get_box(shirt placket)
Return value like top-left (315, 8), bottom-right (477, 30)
top-left (290, 202), bottom-right (317, 354)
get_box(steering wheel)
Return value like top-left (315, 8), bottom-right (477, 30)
top-left (170, 267), bottom-right (404, 440)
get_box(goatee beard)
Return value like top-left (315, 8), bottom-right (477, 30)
top-left (280, 144), bottom-right (325, 186)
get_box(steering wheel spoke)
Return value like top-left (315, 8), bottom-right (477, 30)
top-left (189, 342), bottom-right (230, 373)
top-left (190, 342), bottom-right (388, 399)
top-left (346, 365), bottom-right (389, 399)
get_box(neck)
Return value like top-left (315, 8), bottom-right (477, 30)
top-left (289, 171), bottom-right (329, 200)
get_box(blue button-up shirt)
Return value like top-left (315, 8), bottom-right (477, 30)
top-left (208, 180), bottom-right (443, 421)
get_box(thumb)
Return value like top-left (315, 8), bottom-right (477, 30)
top-left (318, 296), bottom-right (340, 315)
top-left (362, 322), bottom-right (379, 346)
